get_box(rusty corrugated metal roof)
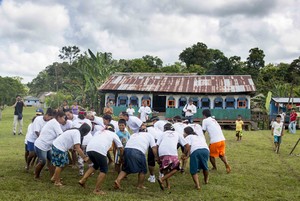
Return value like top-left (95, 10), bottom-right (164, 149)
top-left (99, 73), bottom-right (256, 94)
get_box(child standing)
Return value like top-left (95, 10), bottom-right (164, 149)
top-left (115, 119), bottom-right (130, 173)
top-left (271, 115), bottom-right (284, 153)
top-left (235, 115), bottom-right (244, 141)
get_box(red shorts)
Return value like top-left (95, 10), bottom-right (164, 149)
top-left (209, 141), bottom-right (226, 157)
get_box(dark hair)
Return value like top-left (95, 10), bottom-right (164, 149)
top-left (173, 115), bottom-right (182, 122)
top-left (103, 114), bottom-right (112, 122)
top-left (276, 115), bottom-right (281, 118)
top-left (118, 119), bottom-right (127, 126)
top-left (45, 108), bottom-right (54, 116)
top-left (55, 110), bottom-right (65, 118)
top-left (31, 116), bottom-right (37, 123)
top-left (184, 126), bottom-right (197, 136)
top-left (79, 123), bottom-right (91, 137)
top-left (106, 124), bottom-right (115, 132)
top-left (202, 109), bottom-right (211, 118)
top-left (64, 109), bottom-right (73, 114)
top-left (120, 111), bottom-right (129, 117)
top-left (16, 95), bottom-right (21, 98)
top-left (164, 123), bottom-right (175, 131)
top-left (139, 127), bottom-right (148, 132)
top-left (150, 116), bottom-right (159, 122)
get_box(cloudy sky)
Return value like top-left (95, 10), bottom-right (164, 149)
top-left (0, 0), bottom-right (299, 83)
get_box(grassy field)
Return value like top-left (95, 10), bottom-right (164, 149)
top-left (1, 107), bottom-right (300, 201)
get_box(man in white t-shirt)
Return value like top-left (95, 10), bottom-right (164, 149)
top-left (119, 111), bottom-right (143, 133)
top-left (151, 116), bottom-right (168, 132)
top-left (26, 108), bottom-right (53, 171)
top-left (79, 124), bottom-right (123, 195)
top-left (183, 100), bottom-right (197, 123)
top-left (126, 103), bottom-right (135, 116)
top-left (51, 124), bottom-right (91, 186)
top-left (65, 109), bottom-right (78, 122)
top-left (114, 130), bottom-right (157, 190)
top-left (271, 115), bottom-right (284, 153)
top-left (156, 123), bottom-right (189, 190)
top-left (138, 100), bottom-right (152, 122)
top-left (34, 111), bottom-right (65, 179)
top-left (202, 109), bottom-right (231, 173)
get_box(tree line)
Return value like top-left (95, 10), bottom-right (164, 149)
top-left (2, 42), bottom-right (300, 113)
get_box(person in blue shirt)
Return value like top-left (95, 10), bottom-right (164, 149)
top-left (115, 119), bottom-right (130, 173)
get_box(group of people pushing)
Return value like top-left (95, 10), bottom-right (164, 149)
top-left (23, 102), bottom-right (231, 195)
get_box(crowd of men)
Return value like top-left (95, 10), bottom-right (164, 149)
top-left (14, 96), bottom-right (231, 195)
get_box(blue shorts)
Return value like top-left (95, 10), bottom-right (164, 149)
top-left (51, 145), bottom-right (69, 167)
top-left (123, 148), bottom-right (147, 174)
top-left (87, 151), bottom-right (108, 173)
top-left (34, 146), bottom-right (51, 165)
top-left (27, 141), bottom-right (35, 152)
top-left (190, 148), bottom-right (209, 175)
top-left (274, 136), bottom-right (282, 144)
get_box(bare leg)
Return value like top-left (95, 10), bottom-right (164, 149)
top-left (79, 166), bottom-right (95, 186)
top-left (210, 156), bottom-right (217, 170)
top-left (137, 173), bottom-right (145, 188)
top-left (203, 170), bottom-right (209, 184)
top-left (48, 162), bottom-right (55, 177)
top-left (160, 169), bottom-right (178, 182)
top-left (181, 158), bottom-right (187, 172)
top-left (93, 172), bottom-right (106, 195)
top-left (53, 167), bottom-right (63, 185)
top-left (220, 155), bottom-right (231, 173)
top-left (114, 171), bottom-right (128, 189)
top-left (26, 152), bottom-right (36, 171)
top-left (25, 150), bottom-right (29, 164)
top-left (192, 174), bottom-right (200, 189)
top-left (34, 162), bottom-right (45, 179)
top-left (166, 179), bottom-right (170, 189)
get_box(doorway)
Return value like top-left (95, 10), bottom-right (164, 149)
top-left (152, 95), bottom-right (166, 112)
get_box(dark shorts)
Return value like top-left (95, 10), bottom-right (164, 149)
top-left (35, 146), bottom-right (51, 165)
top-left (190, 149), bottom-right (209, 175)
top-left (147, 146), bottom-right (155, 167)
top-left (27, 141), bottom-right (35, 152)
top-left (87, 151), bottom-right (108, 173)
top-left (51, 145), bottom-right (69, 167)
top-left (159, 155), bottom-right (180, 172)
top-left (274, 136), bottom-right (282, 144)
top-left (236, 131), bottom-right (243, 137)
top-left (25, 143), bottom-right (28, 152)
top-left (123, 148), bottom-right (147, 174)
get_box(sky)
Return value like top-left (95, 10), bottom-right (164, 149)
top-left (0, 0), bottom-right (299, 83)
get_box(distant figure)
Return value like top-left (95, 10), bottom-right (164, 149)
top-left (71, 101), bottom-right (80, 115)
top-left (271, 115), bottom-right (284, 153)
top-left (61, 100), bottom-right (69, 113)
top-left (183, 100), bottom-right (197, 124)
top-left (235, 115), bottom-right (244, 141)
top-left (126, 103), bottom-right (135, 116)
top-left (90, 107), bottom-right (97, 116)
top-left (103, 102), bottom-right (113, 116)
top-left (12, 95), bottom-right (26, 135)
top-left (289, 108), bottom-right (297, 134)
top-left (138, 100), bottom-right (152, 122)
top-left (279, 111), bottom-right (286, 123)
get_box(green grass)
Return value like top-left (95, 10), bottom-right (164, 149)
top-left (1, 107), bottom-right (300, 201)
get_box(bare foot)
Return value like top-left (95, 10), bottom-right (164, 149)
top-left (54, 182), bottom-right (64, 187)
top-left (78, 180), bottom-right (86, 188)
top-left (114, 180), bottom-right (121, 189)
top-left (93, 190), bottom-right (106, 195)
top-left (195, 186), bottom-right (201, 190)
top-left (157, 178), bottom-right (164, 191)
top-left (226, 164), bottom-right (231, 173)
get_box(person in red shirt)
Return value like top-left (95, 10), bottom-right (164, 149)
top-left (288, 108), bottom-right (298, 134)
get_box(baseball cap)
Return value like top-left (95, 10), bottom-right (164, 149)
top-left (36, 108), bottom-right (44, 115)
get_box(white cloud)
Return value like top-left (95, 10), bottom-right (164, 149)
top-left (0, 0), bottom-right (300, 83)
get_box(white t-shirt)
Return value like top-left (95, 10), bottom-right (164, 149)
top-left (154, 120), bottom-right (168, 132)
top-left (25, 123), bottom-right (33, 144)
top-left (188, 123), bottom-right (204, 136)
top-left (92, 125), bottom-right (104, 136)
top-left (280, 113), bottom-right (286, 123)
top-left (202, 117), bottom-right (225, 144)
top-left (185, 134), bottom-right (209, 155)
top-left (72, 118), bottom-right (92, 145)
top-left (87, 130), bottom-right (123, 156)
top-left (126, 108), bottom-right (135, 116)
top-left (125, 132), bottom-right (156, 154)
top-left (183, 104), bottom-right (197, 117)
top-left (34, 119), bottom-right (63, 151)
top-left (138, 106), bottom-right (152, 122)
top-left (127, 115), bottom-right (143, 133)
top-left (157, 130), bottom-right (187, 157)
top-left (60, 120), bottom-right (73, 131)
top-left (69, 114), bottom-right (78, 122)
top-left (53, 129), bottom-right (81, 152)
top-left (111, 120), bottom-right (119, 133)
top-left (32, 116), bottom-right (47, 135)
top-left (173, 122), bottom-right (187, 137)
top-left (147, 126), bottom-right (163, 140)
top-left (93, 116), bottom-right (104, 127)
top-left (272, 122), bottom-right (283, 136)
